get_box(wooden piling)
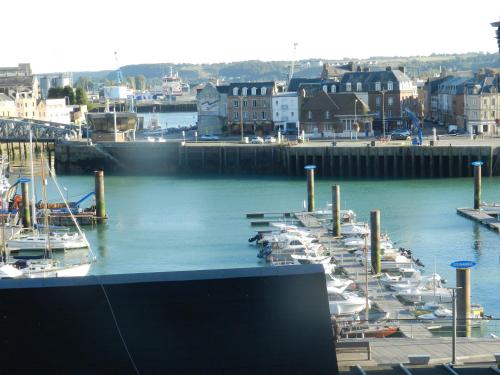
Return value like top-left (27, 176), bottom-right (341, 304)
top-left (456, 268), bottom-right (471, 338)
top-left (370, 210), bottom-right (381, 275)
top-left (305, 165), bottom-right (316, 212)
top-left (21, 181), bottom-right (31, 229)
top-left (473, 161), bottom-right (482, 210)
top-left (332, 185), bottom-right (341, 237)
top-left (94, 170), bottom-right (106, 222)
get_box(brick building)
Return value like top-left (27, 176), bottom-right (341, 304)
top-left (227, 82), bottom-right (277, 135)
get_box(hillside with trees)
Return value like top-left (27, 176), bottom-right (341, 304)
top-left (70, 52), bottom-right (500, 89)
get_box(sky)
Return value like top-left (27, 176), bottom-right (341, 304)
top-left (2, 0), bottom-right (499, 73)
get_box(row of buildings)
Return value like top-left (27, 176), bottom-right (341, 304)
top-left (424, 68), bottom-right (500, 135)
top-left (0, 64), bottom-right (86, 124)
top-left (197, 63), bottom-right (500, 137)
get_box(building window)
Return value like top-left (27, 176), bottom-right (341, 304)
top-left (253, 112), bottom-right (257, 120)
top-left (356, 82), bottom-right (362, 92)
top-left (322, 85), bottom-right (328, 93)
top-left (233, 100), bottom-right (239, 108)
top-left (261, 87), bottom-right (267, 95)
top-left (253, 100), bottom-right (257, 107)
top-left (387, 81), bottom-right (393, 91)
top-left (375, 82), bottom-right (381, 91)
top-left (233, 112), bottom-right (239, 120)
top-left (242, 87), bottom-right (248, 96)
top-left (387, 110), bottom-right (392, 117)
top-left (291, 111), bottom-right (294, 116)
top-left (275, 100), bottom-right (278, 105)
top-left (251, 87), bottom-right (257, 95)
top-left (276, 112), bottom-right (279, 117)
top-left (346, 83), bottom-right (351, 92)
top-left (484, 99), bottom-right (488, 106)
top-left (262, 111), bottom-right (267, 120)
top-left (232, 87), bottom-right (239, 96)
top-left (492, 111), bottom-right (495, 118)
top-left (325, 110), bottom-right (330, 119)
top-left (331, 85), bottom-right (336, 93)
top-left (376, 97), bottom-right (381, 107)
top-left (243, 100), bottom-right (248, 107)
top-left (243, 111), bottom-right (248, 119)
top-left (388, 97), bottom-right (394, 106)
top-left (492, 98), bottom-right (495, 106)
top-left (308, 110), bottom-right (312, 120)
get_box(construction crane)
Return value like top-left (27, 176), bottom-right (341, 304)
top-left (114, 51), bottom-right (123, 85)
top-left (287, 42), bottom-right (298, 87)
top-left (404, 108), bottom-right (423, 145)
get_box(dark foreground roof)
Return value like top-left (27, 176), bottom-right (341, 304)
top-left (0, 265), bottom-right (337, 374)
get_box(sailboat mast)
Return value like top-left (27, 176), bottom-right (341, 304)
top-left (29, 127), bottom-right (37, 228)
top-left (40, 156), bottom-right (51, 258)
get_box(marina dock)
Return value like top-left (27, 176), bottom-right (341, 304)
top-left (457, 206), bottom-right (500, 233)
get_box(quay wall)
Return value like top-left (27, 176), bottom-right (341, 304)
top-left (55, 142), bottom-right (500, 177)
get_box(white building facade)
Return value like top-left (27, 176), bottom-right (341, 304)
top-left (464, 78), bottom-right (500, 136)
top-left (272, 92), bottom-right (299, 133)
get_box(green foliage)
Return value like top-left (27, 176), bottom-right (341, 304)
top-left (135, 75), bottom-right (146, 91)
top-left (75, 87), bottom-right (88, 105)
top-left (71, 52), bottom-right (500, 85)
top-left (63, 86), bottom-right (75, 104)
top-left (47, 86), bottom-right (76, 104)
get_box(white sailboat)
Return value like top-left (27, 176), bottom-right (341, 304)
top-left (10, 130), bottom-right (95, 278)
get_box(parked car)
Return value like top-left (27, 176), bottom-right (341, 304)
top-left (250, 136), bottom-right (264, 144)
top-left (264, 136), bottom-right (277, 143)
top-left (390, 129), bottom-right (411, 140)
top-left (200, 134), bottom-right (219, 141)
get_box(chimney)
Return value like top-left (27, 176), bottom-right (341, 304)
top-left (386, 66), bottom-right (392, 71)
top-left (398, 66), bottom-right (406, 74)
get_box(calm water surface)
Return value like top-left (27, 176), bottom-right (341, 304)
top-left (43, 174), bottom-right (499, 315)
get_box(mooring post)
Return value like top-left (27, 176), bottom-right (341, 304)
top-left (332, 185), bottom-right (341, 237)
top-left (21, 181), bottom-right (31, 228)
top-left (456, 268), bottom-right (471, 338)
top-left (370, 210), bottom-right (381, 274)
top-left (304, 165), bottom-right (316, 212)
top-left (94, 170), bottom-right (106, 222)
top-left (472, 161), bottom-right (482, 210)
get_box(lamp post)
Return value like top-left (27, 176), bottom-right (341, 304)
top-left (354, 98), bottom-right (359, 140)
top-left (380, 91), bottom-right (386, 139)
top-left (240, 95), bottom-right (244, 142)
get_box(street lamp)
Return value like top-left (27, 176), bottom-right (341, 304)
top-left (240, 96), bottom-right (244, 142)
top-left (380, 91), bottom-right (386, 139)
top-left (354, 98), bottom-right (359, 140)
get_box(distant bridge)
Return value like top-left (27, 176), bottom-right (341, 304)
top-left (0, 117), bottom-right (81, 141)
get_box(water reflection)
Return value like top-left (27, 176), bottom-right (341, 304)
top-left (95, 223), bottom-right (107, 258)
top-left (472, 223), bottom-right (481, 261)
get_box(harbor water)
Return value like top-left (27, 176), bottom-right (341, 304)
top-left (140, 111), bottom-right (197, 129)
top-left (43, 174), bottom-right (500, 316)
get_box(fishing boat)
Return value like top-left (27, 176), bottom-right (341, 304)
top-left (329, 291), bottom-right (371, 316)
top-left (417, 305), bottom-right (490, 330)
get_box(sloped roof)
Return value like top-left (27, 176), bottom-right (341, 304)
top-left (302, 91), bottom-right (370, 116)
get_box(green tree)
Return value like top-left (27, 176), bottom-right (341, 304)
top-left (47, 87), bottom-right (64, 99)
top-left (75, 87), bottom-right (88, 105)
top-left (135, 75), bottom-right (146, 91)
top-left (76, 76), bottom-right (92, 91)
top-left (62, 86), bottom-right (75, 105)
top-left (126, 76), bottom-right (136, 89)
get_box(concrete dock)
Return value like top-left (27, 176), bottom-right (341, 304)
top-left (55, 139), bottom-right (500, 177)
